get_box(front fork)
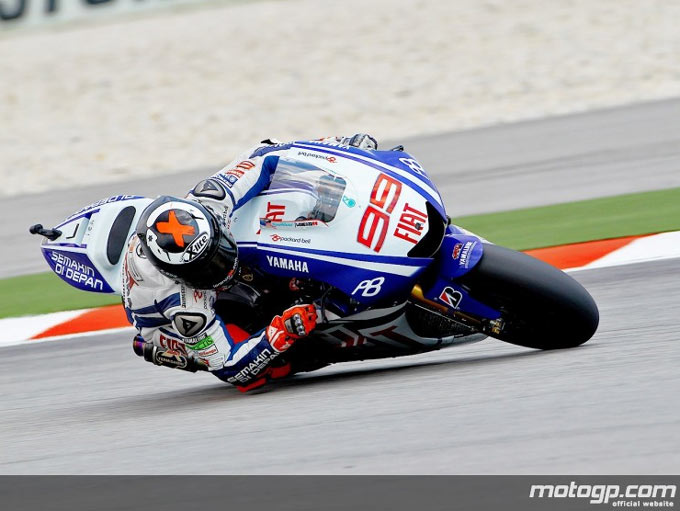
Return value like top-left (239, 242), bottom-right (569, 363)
top-left (413, 226), bottom-right (504, 335)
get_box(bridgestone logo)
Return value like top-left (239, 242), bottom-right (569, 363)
top-left (529, 483), bottom-right (676, 505)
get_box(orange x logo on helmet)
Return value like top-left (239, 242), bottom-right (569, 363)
top-left (156, 210), bottom-right (196, 248)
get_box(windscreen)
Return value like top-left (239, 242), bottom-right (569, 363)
top-left (269, 157), bottom-right (347, 222)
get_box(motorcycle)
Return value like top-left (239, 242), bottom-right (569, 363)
top-left (30, 140), bottom-right (599, 377)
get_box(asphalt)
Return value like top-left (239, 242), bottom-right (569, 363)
top-left (1, 260), bottom-right (679, 474)
top-left (1, 99), bottom-right (679, 474)
top-left (5, 98), bottom-right (680, 278)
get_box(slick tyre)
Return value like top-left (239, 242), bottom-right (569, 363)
top-left (459, 243), bottom-right (599, 349)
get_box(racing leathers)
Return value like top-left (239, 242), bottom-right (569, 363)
top-left (122, 135), bottom-right (376, 390)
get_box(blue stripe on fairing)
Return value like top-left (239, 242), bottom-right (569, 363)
top-left (45, 243), bottom-right (88, 249)
top-left (238, 241), bottom-right (429, 267)
top-left (291, 143), bottom-right (445, 215)
top-left (54, 209), bottom-right (100, 229)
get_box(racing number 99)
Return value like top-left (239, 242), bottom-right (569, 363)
top-left (357, 174), bottom-right (402, 252)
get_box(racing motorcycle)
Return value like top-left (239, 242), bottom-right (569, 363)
top-left (30, 141), bottom-right (599, 377)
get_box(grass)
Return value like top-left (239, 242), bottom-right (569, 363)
top-left (0, 272), bottom-right (120, 319)
top-left (2, 186), bottom-right (679, 318)
top-left (451, 187), bottom-right (680, 250)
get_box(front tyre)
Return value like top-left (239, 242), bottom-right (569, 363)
top-left (459, 243), bottom-right (599, 349)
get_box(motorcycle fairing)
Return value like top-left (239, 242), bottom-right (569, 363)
top-left (313, 302), bottom-right (487, 357)
top-left (38, 195), bottom-right (152, 294)
top-left (238, 241), bottom-right (429, 305)
top-left (420, 277), bottom-right (501, 320)
top-left (437, 231), bottom-right (485, 280)
top-left (292, 141), bottom-right (447, 221)
top-left (418, 230), bottom-right (501, 319)
top-left (229, 148), bottom-right (445, 304)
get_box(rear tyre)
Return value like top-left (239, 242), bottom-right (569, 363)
top-left (458, 243), bottom-right (599, 349)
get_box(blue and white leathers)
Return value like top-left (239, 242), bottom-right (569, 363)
top-left (120, 138), bottom-right (351, 385)
top-left (121, 235), bottom-right (278, 384)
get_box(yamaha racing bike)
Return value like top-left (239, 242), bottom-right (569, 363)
top-left (31, 141), bottom-right (599, 377)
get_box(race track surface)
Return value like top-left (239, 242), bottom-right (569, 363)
top-left (5, 98), bottom-right (680, 277)
top-left (1, 260), bottom-right (679, 474)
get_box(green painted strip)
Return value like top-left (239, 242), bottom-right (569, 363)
top-left (0, 272), bottom-right (119, 319)
top-left (3, 186), bottom-right (679, 319)
top-left (451, 187), bottom-right (680, 250)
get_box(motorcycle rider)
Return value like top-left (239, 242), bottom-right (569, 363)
top-left (124, 134), bottom-right (378, 392)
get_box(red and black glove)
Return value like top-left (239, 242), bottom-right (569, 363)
top-left (236, 305), bottom-right (317, 393)
top-left (266, 304), bottom-right (318, 353)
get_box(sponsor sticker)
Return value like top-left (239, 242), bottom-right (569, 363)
top-left (342, 195), bottom-right (356, 208)
top-left (154, 350), bottom-right (189, 370)
top-left (197, 345), bottom-right (219, 357)
top-left (459, 241), bottom-right (477, 268)
top-left (265, 255), bottom-right (309, 273)
top-left (159, 334), bottom-right (187, 356)
top-left (182, 232), bottom-right (210, 262)
top-left (269, 234), bottom-right (311, 244)
top-left (439, 286), bottom-right (463, 309)
top-left (296, 150), bottom-right (338, 163)
top-left (47, 250), bottom-right (110, 292)
top-left (185, 336), bottom-right (215, 351)
top-left (394, 202), bottom-right (427, 245)
top-left (351, 277), bottom-right (385, 298)
top-left (265, 202), bottom-right (286, 223)
top-left (230, 348), bottom-right (277, 383)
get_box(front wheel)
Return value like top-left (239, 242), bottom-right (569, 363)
top-left (458, 243), bottom-right (599, 349)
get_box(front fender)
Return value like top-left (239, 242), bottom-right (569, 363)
top-left (437, 230), bottom-right (485, 280)
top-left (416, 229), bottom-right (501, 320)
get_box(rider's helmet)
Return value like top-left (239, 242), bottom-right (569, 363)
top-left (136, 196), bottom-right (238, 289)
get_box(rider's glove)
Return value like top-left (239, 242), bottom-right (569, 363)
top-left (342, 133), bottom-right (378, 151)
top-left (266, 304), bottom-right (318, 353)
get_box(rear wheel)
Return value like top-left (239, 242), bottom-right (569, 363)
top-left (458, 243), bottom-right (599, 349)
